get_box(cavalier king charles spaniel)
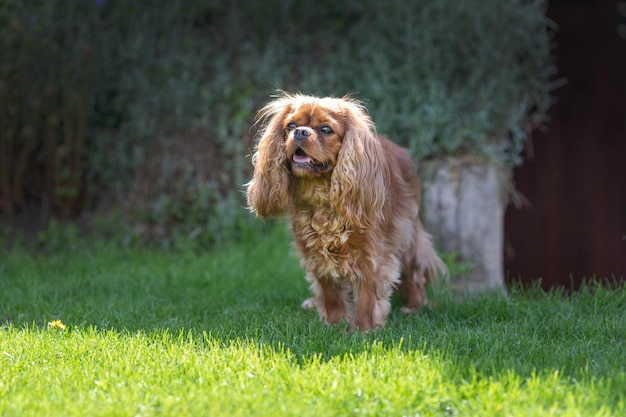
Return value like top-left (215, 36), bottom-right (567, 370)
top-left (246, 93), bottom-right (447, 331)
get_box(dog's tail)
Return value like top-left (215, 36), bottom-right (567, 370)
top-left (415, 223), bottom-right (448, 285)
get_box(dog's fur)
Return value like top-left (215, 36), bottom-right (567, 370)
top-left (246, 93), bottom-right (446, 331)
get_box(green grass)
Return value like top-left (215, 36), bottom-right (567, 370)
top-left (1, 226), bottom-right (625, 416)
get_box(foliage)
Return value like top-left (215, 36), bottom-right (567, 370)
top-left (1, 227), bottom-right (625, 416)
top-left (199, 0), bottom-right (559, 168)
top-left (0, 0), bottom-right (197, 216)
top-left (338, 0), bottom-right (561, 168)
top-left (1, 0), bottom-right (559, 248)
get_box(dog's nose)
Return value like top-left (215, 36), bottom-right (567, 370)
top-left (294, 127), bottom-right (311, 143)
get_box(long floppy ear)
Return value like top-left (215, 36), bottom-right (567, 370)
top-left (330, 101), bottom-right (390, 227)
top-left (246, 99), bottom-right (292, 218)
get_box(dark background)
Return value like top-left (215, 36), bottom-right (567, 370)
top-left (505, 0), bottom-right (626, 288)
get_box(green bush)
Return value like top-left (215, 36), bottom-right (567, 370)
top-left (212, 0), bottom-right (558, 168)
top-left (1, 0), bottom-right (558, 249)
top-left (0, 0), bottom-right (197, 215)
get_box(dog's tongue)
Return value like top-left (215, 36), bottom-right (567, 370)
top-left (293, 154), bottom-right (312, 164)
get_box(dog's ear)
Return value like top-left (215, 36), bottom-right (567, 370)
top-left (330, 102), bottom-right (390, 227)
top-left (246, 99), bottom-right (291, 218)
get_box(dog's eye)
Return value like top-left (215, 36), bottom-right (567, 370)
top-left (286, 122), bottom-right (297, 131)
top-left (320, 126), bottom-right (333, 135)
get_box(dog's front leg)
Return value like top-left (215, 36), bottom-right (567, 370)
top-left (352, 257), bottom-right (401, 331)
top-left (303, 275), bottom-right (351, 325)
top-left (353, 277), bottom-right (394, 331)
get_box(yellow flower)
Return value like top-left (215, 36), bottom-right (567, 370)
top-left (48, 320), bottom-right (67, 330)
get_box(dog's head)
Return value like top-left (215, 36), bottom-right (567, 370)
top-left (246, 93), bottom-right (390, 226)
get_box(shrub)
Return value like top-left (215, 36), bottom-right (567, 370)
top-left (0, 0), bottom-right (196, 216)
top-left (212, 0), bottom-right (559, 168)
top-left (1, 0), bottom-right (558, 249)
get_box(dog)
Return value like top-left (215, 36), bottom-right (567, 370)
top-left (246, 93), bottom-right (446, 331)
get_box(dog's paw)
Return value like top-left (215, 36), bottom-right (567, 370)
top-left (301, 297), bottom-right (317, 310)
top-left (400, 305), bottom-right (422, 315)
top-left (400, 299), bottom-right (432, 315)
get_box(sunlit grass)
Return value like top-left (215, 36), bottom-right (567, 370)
top-left (1, 226), bottom-right (625, 416)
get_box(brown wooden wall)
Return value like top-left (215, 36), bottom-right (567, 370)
top-left (504, 0), bottom-right (626, 288)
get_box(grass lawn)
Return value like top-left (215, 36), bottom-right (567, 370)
top-left (1, 225), bottom-right (625, 416)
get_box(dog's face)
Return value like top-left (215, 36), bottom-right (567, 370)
top-left (282, 102), bottom-right (345, 178)
top-left (247, 93), bottom-right (389, 224)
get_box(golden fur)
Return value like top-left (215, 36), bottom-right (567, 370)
top-left (246, 93), bottom-right (446, 331)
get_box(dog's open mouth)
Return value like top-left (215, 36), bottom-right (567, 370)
top-left (292, 148), bottom-right (329, 172)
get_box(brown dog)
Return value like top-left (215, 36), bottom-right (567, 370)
top-left (246, 93), bottom-right (446, 331)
